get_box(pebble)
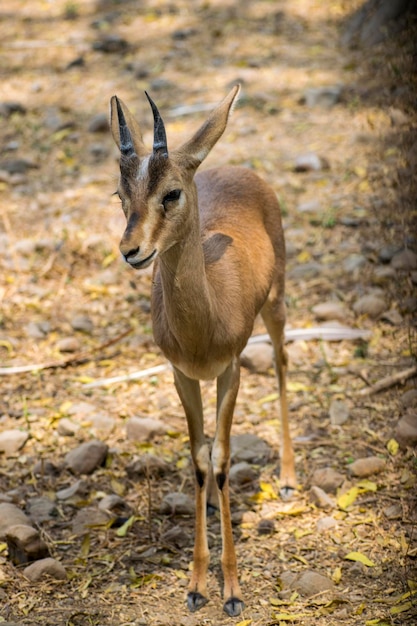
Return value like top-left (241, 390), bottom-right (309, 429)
top-left (0, 429), bottom-right (29, 456)
top-left (92, 34), bottom-right (129, 53)
top-left (378, 244), bottom-right (403, 263)
top-left (343, 253), bottom-right (367, 273)
top-left (309, 486), bottom-right (335, 510)
top-left (296, 199), bottom-right (321, 213)
top-left (257, 519), bottom-right (275, 535)
top-left (240, 342), bottom-right (274, 373)
top-left (230, 433), bottom-right (271, 464)
top-left (349, 456), bottom-right (386, 477)
top-left (381, 308), bottom-right (403, 326)
top-left (329, 398), bottom-right (350, 426)
top-left (373, 265), bottom-right (396, 282)
top-left (316, 516), bottom-right (338, 532)
top-left (383, 503), bottom-right (402, 520)
top-left (25, 320), bottom-right (50, 339)
top-left (303, 86), bottom-right (342, 108)
top-left (159, 492), bottom-right (195, 516)
top-left (311, 467), bottom-right (344, 493)
top-left (280, 569), bottom-right (334, 596)
top-left (23, 557), bottom-right (67, 582)
top-left (229, 461), bottom-right (257, 487)
top-left (395, 412), bottom-right (417, 448)
top-left (71, 314), bottom-right (94, 334)
top-left (391, 248), bottom-right (417, 271)
top-left (312, 301), bottom-right (350, 322)
top-left (27, 497), bottom-right (57, 524)
top-left (125, 417), bottom-right (168, 441)
top-left (33, 459), bottom-right (59, 477)
top-left (56, 337), bottom-right (81, 353)
top-left (400, 389), bottom-right (417, 409)
top-left (161, 525), bottom-right (189, 548)
top-left (294, 153), bottom-right (328, 172)
top-left (64, 440), bottom-right (108, 475)
top-left (288, 262), bottom-right (323, 280)
top-left (88, 412), bottom-right (116, 436)
top-left (6, 524), bottom-right (50, 564)
top-left (66, 401), bottom-right (96, 416)
top-left (0, 503), bottom-right (32, 538)
top-left (72, 507), bottom-right (110, 535)
top-left (88, 113), bottom-right (109, 133)
top-left (56, 479), bottom-right (89, 501)
top-left (352, 294), bottom-right (387, 318)
top-left (98, 494), bottom-right (132, 520)
top-left (57, 417), bottom-right (81, 436)
top-left (0, 101), bottom-right (27, 117)
top-left (0, 158), bottom-right (37, 174)
top-left (126, 453), bottom-right (170, 478)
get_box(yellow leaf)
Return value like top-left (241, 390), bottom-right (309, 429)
top-left (359, 179), bottom-right (371, 193)
top-left (259, 392), bottom-right (279, 404)
top-left (387, 438), bottom-right (399, 456)
top-left (59, 400), bottom-right (73, 414)
top-left (344, 551), bottom-right (376, 567)
top-left (80, 534), bottom-right (90, 558)
top-left (102, 252), bottom-right (117, 268)
top-left (116, 515), bottom-right (137, 537)
top-left (332, 566), bottom-right (342, 584)
top-left (337, 486), bottom-right (359, 510)
top-left (296, 250), bottom-right (311, 263)
top-left (236, 620), bottom-right (252, 626)
top-left (174, 569), bottom-right (188, 579)
top-left (287, 381), bottom-right (311, 393)
top-left (272, 613), bottom-right (309, 621)
top-left (354, 166), bottom-right (367, 178)
top-left (260, 481), bottom-right (278, 499)
top-left (0, 542), bottom-right (7, 553)
top-left (390, 601), bottom-right (412, 615)
top-left (357, 479), bottom-right (378, 493)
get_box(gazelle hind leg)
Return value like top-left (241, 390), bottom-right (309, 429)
top-left (261, 294), bottom-right (296, 499)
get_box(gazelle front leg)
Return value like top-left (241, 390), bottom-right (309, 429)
top-left (173, 367), bottom-right (210, 611)
top-left (212, 357), bottom-right (244, 617)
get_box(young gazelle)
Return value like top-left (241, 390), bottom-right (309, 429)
top-left (110, 85), bottom-right (296, 616)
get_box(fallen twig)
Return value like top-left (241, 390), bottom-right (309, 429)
top-left (356, 364), bottom-right (417, 396)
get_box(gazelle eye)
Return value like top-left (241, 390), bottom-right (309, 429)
top-left (162, 189), bottom-right (181, 209)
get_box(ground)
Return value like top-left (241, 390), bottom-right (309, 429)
top-left (0, 1), bottom-right (416, 625)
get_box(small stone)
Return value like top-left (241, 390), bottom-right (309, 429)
top-left (391, 249), bottom-right (417, 271)
top-left (352, 294), bottom-right (387, 318)
top-left (312, 301), bottom-right (349, 323)
top-left (230, 433), bottom-right (271, 464)
top-left (92, 34), bottom-right (129, 53)
top-left (316, 516), bottom-right (337, 532)
top-left (329, 399), bottom-right (350, 426)
top-left (288, 262), bottom-right (323, 280)
top-left (57, 417), bottom-right (81, 436)
top-left (72, 507), bottom-right (110, 535)
top-left (378, 244), bottom-right (403, 263)
top-left (126, 417), bottom-right (168, 442)
top-left (311, 467), bottom-right (344, 493)
top-left (229, 461), bottom-right (257, 487)
top-left (257, 519), bottom-right (275, 535)
top-left (309, 486), bottom-right (335, 510)
top-left (23, 557), bottom-right (67, 582)
top-left (381, 308), bottom-right (403, 325)
top-left (303, 86), bottom-right (342, 108)
top-left (389, 107), bottom-right (409, 126)
top-left (98, 495), bottom-right (132, 520)
top-left (294, 153), bottom-right (328, 172)
top-left (373, 265), bottom-right (396, 282)
top-left (281, 569), bottom-right (334, 596)
top-left (395, 412), bottom-right (417, 448)
top-left (66, 401), bottom-right (96, 416)
top-left (0, 429), bottom-right (29, 456)
top-left (0, 504), bottom-right (32, 539)
top-left (56, 479), bottom-right (89, 501)
top-left (240, 342), bottom-right (274, 373)
top-left (159, 492), bottom-right (195, 516)
top-left (400, 389), bottom-right (417, 409)
top-left (296, 199), bottom-right (321, 213)
top-left (126, 454), bottom-right (170, 478)
top-left (33, 460), bottom-right (59, 477)
top-left (27, 497), bottom-right (57, 524)
top-left (6, 525), bottom-right (50, 565)
top-left (0, 101), bottom-right (27, 117)
top-left (343, 254), bottom-right (367, 273)
top-left (64, 440), bottom-right (108, 475)
top-left (25, 320), bottom-right (50, 339)
top-left (383, 503), bottom-right (402, 520)
top-left (349, 456), bottom-right (386, 477)
top-left (0, 158), bottom-right (37, 174)
top-left (88, 412), bottom-right (115, 436)
top-left (56, 337), bottom-right (81, 353)
top-left (71, 314), bottom-right (94, 334)
top-left (161, 525), bottom-right (189, 548)
top-left (88, 113), bottom-right (109, 133)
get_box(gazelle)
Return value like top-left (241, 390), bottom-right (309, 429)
top-left (110, 85), bottom-right (296, 616)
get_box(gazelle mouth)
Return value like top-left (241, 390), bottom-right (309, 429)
top-left (128, 250), bottom-right (157, 269)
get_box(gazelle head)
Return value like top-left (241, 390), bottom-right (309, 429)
top-left (110, 85), bottom-right (240, 269)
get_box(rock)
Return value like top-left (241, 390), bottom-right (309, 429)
top-left (349, 456), bottom-right (386, 477)
top-left (400, 389), bottom-right (417, 409)
top-left (88, 412), bottom-right (115, 436)
top-left (33, 460), bottom-right (59, 477)
top-left (0, 101), bottom-right (26, 117)
top-left (56, 337), bottom-right (81, 353)
top-left (0, 429), bottom-right (29, 456)
top-left (88, 142), bottom-right (110, 160)
top-left (312, 301), bottom-right (349, 322)
top-left (25, 320), bottom-right (50, 339)
top-left (280, 569), bottom-right (334, 596)
top-left (70, 314), bottom-right (94, 334)
top-left (381, 308), bottom-right (403, 325)
top-left (352, 294), bottom-right (387, 318)
top-left (329, 399), bottom-right (350, 426)
top-left (296, 199), bottom-right (321, 213)
top-left (229, 461), bottom-right (257, 487)
top-left (395, 412), bottom-right (417, 448)
top-left (98, 495), bottom-right (132, 523)
top-left (56, 479), bottom-right (89, 501)
top-left (23, 557), bottom-right (67, 582)
top-left (126, 417), bottom-right (168, 442)
top-left (303, 86), bottom-right (342, 108)
top-left (294, 153), bottom-right (329, 172)
top-left (383, 503), bottom-right (402, 520)
top-left (288, 262), bottom-right (323, 280)
top-left (230, 433), bottom-right (271, 464)
top-left (316, 516), bottom-right (338, 532)
top-left (240, 342), bottom-right (274, 373)
top-left (0, 158), bottom-right (37, 174)
top-left (343, 254), bottom-right (367, 273)
top-left (0, 503), bottom-right (32, 538)
top-left (310, 486), bottom-right (335, 510)
top-left (400, 296), bottom-right (417, 315)
top-left (88, 113), bottom-right (109, 133)
top-left (389, 107), bottom-right (409, 126)
top-left (72, 507), bottom-right (110, 535)
top-left (159, 492), bottom-right (195, 516)
top-left (27, 497), bottom-right (57, 524)
top-left (92, 34), bottom-right (129, 53)
top-left (161, 525), bottom-right (189, 548)
top-left (6, 525), bottom-right (50, 564)
top-left (378, 244), bottom-right (403, 263)
top-left (391, 248), bottom-right (417, 271)
top-left (257, 519), bottom-right (275, 535)
top-left (311, 467), bottom-right (344, 493)
top-left (57, 418), bottom-right (81, 436)
top-left (126, 454), bottom-right (170, 478)
top-left (66, 401), bottom-right (96, 416)
top-left (64, 440), bottom-right (108, 475)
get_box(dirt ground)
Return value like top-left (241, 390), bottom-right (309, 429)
top-left (0, 1), bottom-right (416, 625)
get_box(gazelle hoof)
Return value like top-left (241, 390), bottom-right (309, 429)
top-left (223, 597), bottom-right (245, 617)
top-left (187, 591), bottom-right (209, 612)
top-left (280, 485), bottom-right (295, 501)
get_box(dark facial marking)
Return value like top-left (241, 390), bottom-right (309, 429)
top-left (203, 233), bottom-right (233, 266)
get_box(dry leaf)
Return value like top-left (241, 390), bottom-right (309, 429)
top-left (344, 551), bottom-right (376, 567)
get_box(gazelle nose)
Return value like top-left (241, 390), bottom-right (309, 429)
top-left (122, 246), bottom-right (140, 262)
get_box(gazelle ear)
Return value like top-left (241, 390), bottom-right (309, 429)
top-left (175, 84), bottom-right (240, 169)
top-left (110, 96), bottom-right (147, 158)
